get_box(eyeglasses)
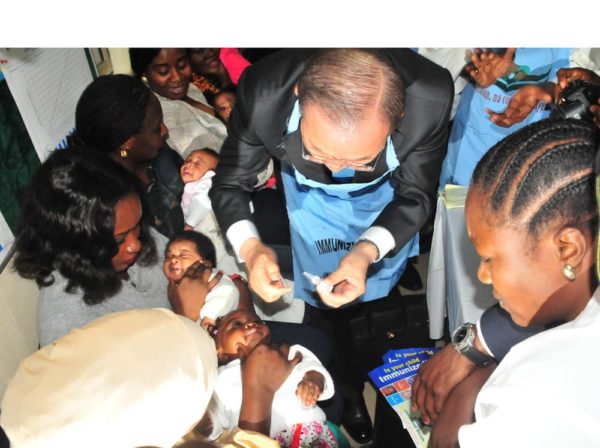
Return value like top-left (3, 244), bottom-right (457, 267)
top-left (300, 136), bottom-right (383, 173)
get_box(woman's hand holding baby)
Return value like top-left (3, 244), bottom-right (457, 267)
top-left (239, 342), bottom-right (303, 434)
top-left (168, 261), bottom-right (223, 321)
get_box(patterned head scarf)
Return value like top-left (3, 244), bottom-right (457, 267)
top-left (0, 309), bottom-right (217, 448)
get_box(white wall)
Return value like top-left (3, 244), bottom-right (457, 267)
top-left (108, 48), bottom-right (133, 75)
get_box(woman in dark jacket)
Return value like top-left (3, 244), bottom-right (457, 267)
top-left (73, 73), bottom-right (185, 238)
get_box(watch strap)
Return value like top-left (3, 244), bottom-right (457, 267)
top-left (459, 345), bottom-right (495, 367)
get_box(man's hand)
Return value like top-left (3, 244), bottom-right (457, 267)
top-left (465, 48), bottom-right (516, 88)
top-left (556, 67), bottom-right (600, 91)
top-left (318, 241), bottom-right (374, 308)
top-left (167, 261), bottom-right (223, 321)
top-left (487, 84), bottom-right (554, 127)
top-left (411, 344), bottom-right (477, 425)
top-left (241, 238), bottom-right (291, 303)
top-left (239, 342), bottom-right (302, 434)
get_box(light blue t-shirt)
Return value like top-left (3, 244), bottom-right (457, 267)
top-left (439, 48), bottom-right (570, 188)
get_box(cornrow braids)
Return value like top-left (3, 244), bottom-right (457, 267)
top-left (471, 118), bottom-right (599, 238)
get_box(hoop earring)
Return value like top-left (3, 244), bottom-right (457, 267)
top-left (563, 264), bottom-right (576, 281)
top-left (120, 149), bottom-right (128, 159)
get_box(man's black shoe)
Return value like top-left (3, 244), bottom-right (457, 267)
top-left (342, 395), bottom-right (373, 444)
top-left (398, 261), bottom-right (423, 291)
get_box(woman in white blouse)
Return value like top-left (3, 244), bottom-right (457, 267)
top-left (129, 48), bottom-right (228, 158)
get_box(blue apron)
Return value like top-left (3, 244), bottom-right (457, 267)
top-left (281, 102), bottom-right (419, 308)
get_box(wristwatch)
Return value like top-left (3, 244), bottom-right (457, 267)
top-left (451, 322), bottom-right (495, 367)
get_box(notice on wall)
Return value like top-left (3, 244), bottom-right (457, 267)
top-left (0, 48), bottom-right (93, 161)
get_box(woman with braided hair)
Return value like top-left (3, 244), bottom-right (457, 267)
top-left (438, 118), bottom-right (600, 447)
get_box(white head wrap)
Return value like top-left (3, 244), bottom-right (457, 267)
top-left (1, 308), bottom-right (217, 448)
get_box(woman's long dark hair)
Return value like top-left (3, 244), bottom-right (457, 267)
top-left (13, 148), bottom-right (157, 305)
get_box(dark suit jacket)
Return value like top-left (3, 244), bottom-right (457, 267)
top-left (210, 49), bottom-right (454, 255)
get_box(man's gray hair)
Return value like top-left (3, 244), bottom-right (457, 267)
top-left (298, 49), bottom-right (404, 130)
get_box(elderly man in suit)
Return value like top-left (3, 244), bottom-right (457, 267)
top-left (210, 48), bottom-right (453, 443)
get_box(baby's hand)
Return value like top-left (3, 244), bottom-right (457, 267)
top-left (296, 378), bottom-right (322, 407)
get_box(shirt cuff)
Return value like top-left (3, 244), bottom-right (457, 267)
top-left (475, 316), bottom-right (495, 358)
top-left (357, 226), bottom-right (395, 262)
top-left (226, 220), bottom-right (260, 262)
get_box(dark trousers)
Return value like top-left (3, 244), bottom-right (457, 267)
top-left (0, 424), bottom-right (8, 448)
top-left (303, 302), bottom-right (372, 402)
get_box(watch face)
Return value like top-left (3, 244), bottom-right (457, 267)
top-left (451, 323), bottom-right (493, 367)
top-left (452, 325), bottom-right (468, 345)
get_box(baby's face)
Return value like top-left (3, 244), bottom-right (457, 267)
top-left (180, 150), bottom-right (218, 184)
top-left (216, 310), bottom-right (271, 359)
top-left (213, 92), bottom-right (236, 123)
top-left (163, 239), bottom-right (204, 281)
